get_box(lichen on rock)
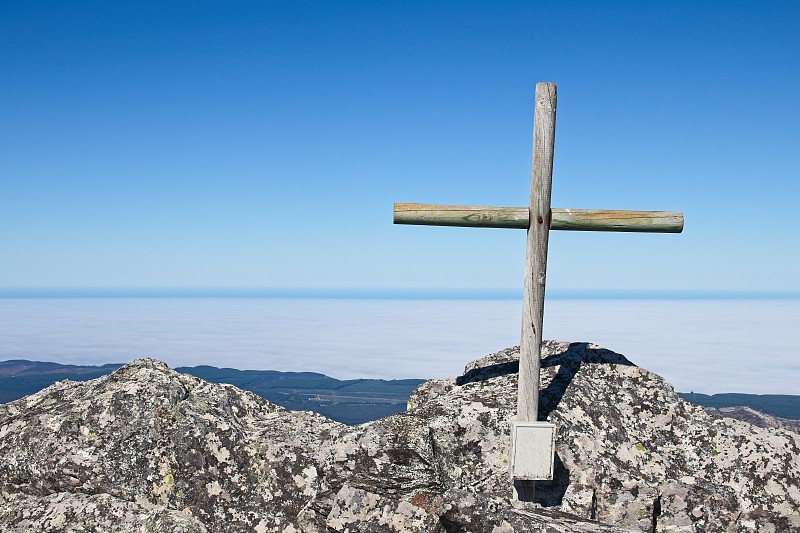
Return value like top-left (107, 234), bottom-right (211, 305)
top-left (1, 344), bottom-right (798, 532)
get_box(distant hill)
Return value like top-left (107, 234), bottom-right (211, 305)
top-left (0, 360), bottom-right (124, 404)
top-left (2, 359), bottom-right (799, 424)
top-left (0, 359), bottom-right (424, 424)
top-left (179, 365), bottom-right (424, 424)
top-left (678, 392), bottom-right (800, 421)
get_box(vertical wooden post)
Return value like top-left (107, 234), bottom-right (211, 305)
top-left (514, 82), bottom-right (557, 501)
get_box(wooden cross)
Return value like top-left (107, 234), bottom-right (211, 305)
top-left (393, 82), bottom-right (683, 501)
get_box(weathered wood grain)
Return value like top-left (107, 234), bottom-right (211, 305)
top-left (551, 208), bottom-right (683, 232)
top-left (393, 203), bottom-right (529, 228)
top-left (393, 203), bottom-right (683, 233)
top-left (515, 82), bottom-right (556, 501)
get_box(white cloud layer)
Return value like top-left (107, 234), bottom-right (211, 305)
top-left (0, 298), bottom-right (796, 394)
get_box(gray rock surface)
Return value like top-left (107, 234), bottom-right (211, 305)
top-left (1, 341), bottom-right (798, 532)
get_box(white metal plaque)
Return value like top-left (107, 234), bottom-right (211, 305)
top-left (509, 421), bottom-right (555, 480)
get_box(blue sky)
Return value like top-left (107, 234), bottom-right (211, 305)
top-left (2, 1), bottom-right (798, 295)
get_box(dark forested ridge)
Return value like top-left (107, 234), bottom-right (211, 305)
top-left (678, 392), bottom-right (800, 421)
top-left (0, 359), bottom-right (424, 424)
top-left (179, 365), bottom-right (424, 424)
top-left (2, 359), bottom-right (798, 424)
top-left (0, 360), bottom-right (124, 404)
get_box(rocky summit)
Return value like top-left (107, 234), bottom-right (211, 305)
top-left (1, 341), bottom-right (798, 532)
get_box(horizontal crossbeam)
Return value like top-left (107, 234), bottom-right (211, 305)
top-left (394, 203), bottom-right (683, 233)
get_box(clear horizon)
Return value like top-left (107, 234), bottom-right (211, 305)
top-left (1, 288), bottom-right (800, 300)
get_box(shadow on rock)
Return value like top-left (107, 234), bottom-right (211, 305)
top-left (456, 342), bottom-right (635, 416)
top-left (456, 359), bottom-right (519, 386)
top-left (539, 342), bottom-right (635, 420)
top-left (533, 452), bottom-right (570, 507)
